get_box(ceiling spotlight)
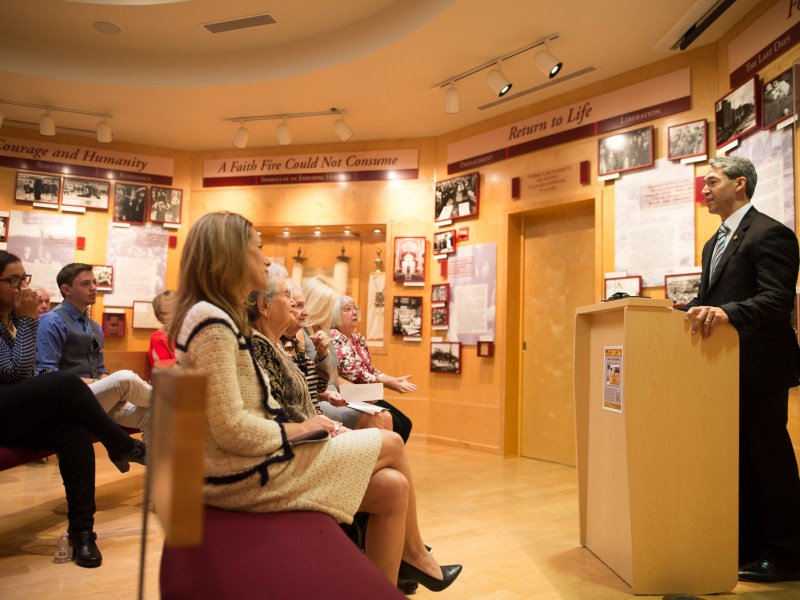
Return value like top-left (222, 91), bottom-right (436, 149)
top-left (40, 111), bottom-right (56, 136)
top-left (487, 65), bottom-right (512, 97)
top-left (444, 84), bottom-right (461, 114)
top-left (535, 48), bottom-right (562, 78)
top-left (333, 118), bottom-right (354, 141)
top-left (96, 118), bottom-right (112, 143)
top-left (277, 120), bottom-right (292, 145)
top-left (233, 123), bottom-right (249, 149)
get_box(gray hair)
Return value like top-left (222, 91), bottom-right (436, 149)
top-left (330, 295), bottom-right (356, 330)
top-left (708, 155), bottom-right (757, 199)
top-left (245, 275), bottom-right (286, 323)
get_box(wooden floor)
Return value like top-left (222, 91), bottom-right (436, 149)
top-left (1, 440), bottom-right (799, 599)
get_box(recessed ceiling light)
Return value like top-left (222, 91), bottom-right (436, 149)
top-left (373, 228), bottom-right (382, 234)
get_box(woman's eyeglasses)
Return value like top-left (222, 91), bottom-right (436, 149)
top-left (342, 305), bottom-right (360, 313)
top-left (0, 274), bottom-right (32, 289)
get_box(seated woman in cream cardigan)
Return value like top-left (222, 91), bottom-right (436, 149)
top-left (170, 212), bottom-right (461, 592)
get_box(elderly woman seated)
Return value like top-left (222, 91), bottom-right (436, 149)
top-left (330, 294), bottom-right (415, 442)
top-left (286, 279), bottom-right (391, 431)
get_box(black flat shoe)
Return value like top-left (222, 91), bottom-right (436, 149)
top-left (738, 558), bottom-right (800, 583)
top-left (68, 531), bottom-right (102, 568)
top-left (109, 439), bottom-right (147, 473)
top-left (398, 560), bottom-right (462, 592)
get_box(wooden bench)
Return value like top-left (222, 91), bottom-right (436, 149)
top-left (149, 368), bottom-right (403, 600)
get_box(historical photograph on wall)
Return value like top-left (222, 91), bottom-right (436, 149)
top-left (716, 76), bottom-right (759, 149)
top-left (393, 236), bottom-right (426, 283)
top-left (763, 68), bottom-right (795, 129)
top-left (597, 126), bottom-right (653, 177)
top-left (430, 342), bottom-right (461, 374)
top-left (392, 295), bottom-right (422, 337)
top-left (93, 265), bottom-right (114, 292)
top-left (113, 183), bottom-right (147, 224)
top-left (433, 229), bottom-right (456, 255)
top-left (432, 283), bottom-right (449, 303)
top-left (15, 172), bottom-right (60, 205)
top-left (604, 275), bottom-right (642, 299)
top-left (668, 119), bottom-right (707, 161)
top-left (149, 186), bottom-right (183, 224)
top-left (435, 172), bottom-right (479, 222)
top-left (61, 177), bottom-right (110, 210)
top-left (664, 272), bottom-right (701, 307)
top-left (431, 305), bottom-right (449, 327)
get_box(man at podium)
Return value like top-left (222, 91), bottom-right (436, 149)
top-left (681, 156), bottom-right (800, 583)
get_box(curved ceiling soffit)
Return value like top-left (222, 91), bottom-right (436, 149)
top-left (0, 0), bottom-right (456, 87)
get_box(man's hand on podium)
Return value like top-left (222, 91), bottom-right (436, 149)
top-left (685, 305), bottom-right (730, 339)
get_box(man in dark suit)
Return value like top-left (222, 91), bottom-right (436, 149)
top-left (683, 155), bottom-right (800, 582)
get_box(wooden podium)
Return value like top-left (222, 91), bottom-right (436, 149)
top-left (574, 298), bottom-right (739, 595)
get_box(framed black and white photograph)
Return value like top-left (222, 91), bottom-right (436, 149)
top-left (763, 68), bottom-right (795, 129)
top-left (393, 237), bottom-right (426, 283)
top-left (433, 229), bottom-right (456, 255)
top-left (664, 272), bottom-right (702, 307)
top-left (432, 283), bottom-right (449, 303)
top-left (0, 215), bottom-right (7, 242)
top-left (61, 177), bottom-right (110, 210)
top-left (604, 275), bottom-right (642, 299)
top-left (93, 265), bottom-right (114, 292)
top-left (149, 186), bottom-right (183, 224)
top-left (435, 172), bottom-right (479, 222)
top-left (430, 342), bottom-right (461, 374)
top-left (597, 126), bottom-right (653, 177)
top-left (15, 172), bottom-right (60, 205)
top-left (431, 305), bottom-right (449, 327)
top-left (668, 119), bottom-right (707, 161)
top-left (113, 183), bottom-right (147, 224)
top-left (716, 76), bottom-right (759, 149)
top-left (392, 296), bottom-right (422, 337)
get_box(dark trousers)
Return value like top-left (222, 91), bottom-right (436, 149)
top-left (375, 399), bottom-right (412, 443)
top-left (0, 372), bottom-right (134, 532)
top-left (739, 384), bottom-right (800, 568)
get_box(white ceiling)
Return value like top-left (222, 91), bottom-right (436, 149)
top-left (0, 0), bottom-right (761, 151)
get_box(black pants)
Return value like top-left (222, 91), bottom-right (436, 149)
top-left (0, 372), bottom-right (135, 533)
top-left (375, 399), bottom-right (412, 443)
top-left (739, 384), bottom-right (800, 568)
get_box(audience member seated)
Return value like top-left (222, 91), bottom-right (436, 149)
top-left (247, 276), bottom-right (323, 422)
top-left (30, 286), bottom-right (51, 316)
top-left (330, 294), bottom-right (416, 442)
top-left (169, 212), bottom-right (461, 591)
top-left (35, 263), bottom-right (152, 443)
top-left (286, 280), bottom-right (392, 431)
top-left (0, 251), bottom-right (146, 568)
top-left (148, 290), bottom-right (176, 368)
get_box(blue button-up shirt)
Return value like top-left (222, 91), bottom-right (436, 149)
top-left (35, 300), bottom-right (107, 376)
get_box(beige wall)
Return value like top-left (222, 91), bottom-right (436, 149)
top-left (1, 0), bottom-right (797, 457)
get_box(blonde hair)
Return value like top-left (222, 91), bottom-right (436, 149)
top-left (169, 212), bottom-right (254, 344)
top-left (302, 275), bottom-right (337, 331)
top-left (152, 290), bottom-right (174, 325)
top-left (330, 294), bottom-right (355, 330)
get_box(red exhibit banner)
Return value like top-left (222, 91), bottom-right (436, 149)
top-left (0, 136), bottom-right (174, 185)
top-left (202, 149), bottom-right (419, 187)
top-left (446, 69), bottom-right (691, 174)
top-left (728, 1), bottom-right (800, 89)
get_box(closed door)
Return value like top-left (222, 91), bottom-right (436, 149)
top-left (521, 204), bottom-right (595, 465)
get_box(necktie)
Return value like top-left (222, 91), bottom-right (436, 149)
top-left (79, 315), bottom-right (92, 334)
top-left (710, 223), bottom-right (730, 276)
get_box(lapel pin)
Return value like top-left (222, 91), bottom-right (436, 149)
top-left (733, 235), bottom-right (738, 240)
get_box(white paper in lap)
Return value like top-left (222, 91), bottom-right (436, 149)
top-left (614, 159), bottom-right (695, 287)
top-left (104, 223), bottom-right (168, 307)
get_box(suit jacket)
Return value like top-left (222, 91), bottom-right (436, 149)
top-left (684, 208), bottom-right (800, 392)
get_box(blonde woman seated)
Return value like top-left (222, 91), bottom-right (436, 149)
top-left (170, 212), bottom-right (461, 591)
top-left (147, 290), bottom-right (176, 368)
top-left (330, 295), bottom-right (415, 442)
top-left (287, 280), bottom-right (391, 431)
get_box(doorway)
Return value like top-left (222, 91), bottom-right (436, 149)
top-left (520, 203), bottom-right (595, 465)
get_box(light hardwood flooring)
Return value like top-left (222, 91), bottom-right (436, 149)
top-left (1, 440), bottom-right (799, 599)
